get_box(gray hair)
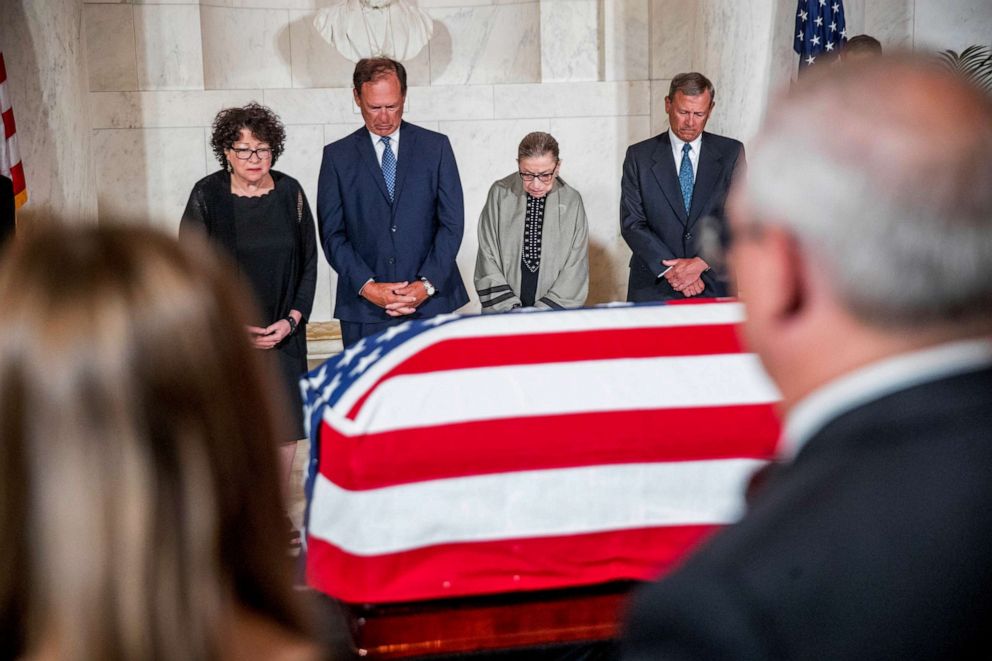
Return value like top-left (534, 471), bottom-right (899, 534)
top-left (742, 54), bottom-right (992, 329)
top-left (517, 131), bottom-right (560, 161)
top-left (669, 72), bottom-right (715, 102)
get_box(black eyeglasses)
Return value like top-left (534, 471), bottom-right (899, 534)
top-left (518, 170), bottom-right (557, 183)
top-left (697, 215), bottom-right (767, 277)
top-left (231, 147), bottom-right (273, 160)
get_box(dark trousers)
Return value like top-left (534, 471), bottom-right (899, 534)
top-left (340, 318), bottom-right (408, 348)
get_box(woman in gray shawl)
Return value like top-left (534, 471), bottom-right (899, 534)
top-left (474, 132), bottom-right (589, 313)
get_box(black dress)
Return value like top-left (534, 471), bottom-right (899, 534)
top-left (179, 170), bottom-right (318, 441)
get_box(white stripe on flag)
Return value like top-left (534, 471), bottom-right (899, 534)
top-left (309, 458), bottom-right (762, 556)
top-left (331, 302), bottom-right (746, 413)
top-left (341, 353), bottom-right (780, 434)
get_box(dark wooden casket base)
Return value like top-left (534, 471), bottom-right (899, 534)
top-left (332, 581), bottom-right (638, 659)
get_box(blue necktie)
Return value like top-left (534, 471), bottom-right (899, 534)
top-left (380, 136), bottom-right (396, 201)
top-left (679, 142), bottom-right (694, 214)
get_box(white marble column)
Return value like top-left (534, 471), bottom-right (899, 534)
top-left (540, 0), bottom-right (600, 82)
top-left (0, 0), bottom-right (97, 225)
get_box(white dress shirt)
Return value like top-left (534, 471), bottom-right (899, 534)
top-left (369, 127), bottom-right (401, 165)
top-left (668, 129), bottom-right (701, 183)
top-left (780, 338), bottom-right (992, 461)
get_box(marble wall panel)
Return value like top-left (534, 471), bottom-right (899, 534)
top-left (261, 88), bottom-right (359, 125)
top-left (429, 3), bottom-right (541, 85)
top-left (287, 9), bottom-right (431, 88)
top-left (549, 115), bottom-right (651, 304)
top-left (693, 0), bottom-right (776, 146)
top-left (93, 127), bottom-right (208, 231)
top-left (494, 80), bottom-right (650, 119)
top-left (200, 6), bottom-right (293, 89)
top-left (540, 0), bottom-right (600, 82)
top-left (1, 0), bottom-right (98, 225)
top-left (439, 117), bottom-right (552, 310)
top-left (649, 79), bottom-right (669, 137)
top-left (914, 0), bottom-right (992, 52)
top-left (90, 90), bottom-right (263, 129)
top-left (649, 0), bottom-right (696, 79)
top-left (403, 84), bottom-right (495, 122)
top-left (604, 0), bottom-right (649, 81)
top-left (864, 0), bottom-right (914, 50)
top-left (134, 4), bottom-right (204, 90)
top-left (84, 4), bottom-right (139, 92)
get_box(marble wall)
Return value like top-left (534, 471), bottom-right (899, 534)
top-left (6, 0), bottom-right (984, 322)
top-left (1, 0), bottom-right (97, 228)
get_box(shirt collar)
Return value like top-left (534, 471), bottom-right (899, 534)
top-left (780, 338), bottom-right (992, 461)
top-left (669, 128), bottom-right (702, 156)
top-left (368, 126), bottom-right (400, 147)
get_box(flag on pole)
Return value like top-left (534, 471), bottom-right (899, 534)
top-left (0, 51), bottom-right (27, 208)
top-left (794, 0), bottom-right (847, 73)
top-left (301, 301), bottom-right (782, 604)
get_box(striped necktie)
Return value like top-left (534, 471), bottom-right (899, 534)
top-left (679, 142), bottom-right (694, 214)
top-left (380, 136), bottom-right (396, 201)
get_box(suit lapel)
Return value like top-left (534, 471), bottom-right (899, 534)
top-left (390, 121), bottom-right (415, 214)
top-left (688, 132), bottom-right (723, 228)
top-left (354, 128), bottom-right (392, 204)
top-left (649, 132), bottom-right (688, 226)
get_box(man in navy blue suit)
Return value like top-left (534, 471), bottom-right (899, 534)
top-left (318, 58), bottom-right (468, 346)
top-left (622, 55), bottom-right (992, 661)
top-left (620, 72), bottom-right (744, 302)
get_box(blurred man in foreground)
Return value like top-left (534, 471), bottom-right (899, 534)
top-left (622, 54), bottom-right (992, 660)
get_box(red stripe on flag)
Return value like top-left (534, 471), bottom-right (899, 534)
top-left (0, 53), bottom-right (7, 83)
top-left (10, 161), bottom-right (25, 196)
top-left (306, 524), bottom-right (719, 604)
top-left (320, 404), bottom-right (779, 490)
top-left (2, 108), bottom-right (14, 139)
top-left (348, 322), bottom-right (746, 419)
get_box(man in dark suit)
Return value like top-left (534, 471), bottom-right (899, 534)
top-left (318, 58), bottom-right (468, 347)
top-left (622, 56), bottom-right (992, 660)
top-left (620, 72), bottom-right (744, 302)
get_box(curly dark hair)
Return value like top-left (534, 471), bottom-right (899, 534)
top-left (209, 102), bottom-right (286, 168)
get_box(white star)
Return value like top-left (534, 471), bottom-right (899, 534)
top-left (814, 16), bottom-right (823, 27)
top-left (825, 41), bottom-right (835, 51)
top-left (323, 372), bottom-right (342, 398)
top-left (338, 338), bottom-right (365, 367)
top-left (796, 30), bottom-right (804, 41)
top-left (350, 347), bottom-right (382, 377)
top-left (425, 313), bottom-right (460, 327)
top-left (818, 0), bottom-right (826, 6)
top-left (307, 365), bottom-right (328, 390)
top-left (377, 321), bottom-right (412, 343)
top-left (806, 55), bottom-right (816, 65)
top-left (798, 9), bottom-right (808, 20)
top-left (811, 34), bottom-right (821, 46)
top-left (832, 2), bottom-right (840, 10)
top-left (829, 21), bottom-right (837, 32)
top-left (840, 27), bottom-right (847, 38)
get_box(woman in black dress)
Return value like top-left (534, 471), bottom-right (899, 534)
top-left (180, 103), bottom-right (317, 543)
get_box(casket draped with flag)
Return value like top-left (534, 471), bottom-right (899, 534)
top-left (302, 300), bottom-right (781, 605)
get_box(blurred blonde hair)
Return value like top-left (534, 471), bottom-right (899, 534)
top-left (0, 224), bottom-right (310, 660)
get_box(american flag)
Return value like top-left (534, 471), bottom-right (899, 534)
top-left (301, 301), bottom-right (781, 604)
top-left (0, 51), bottom-right (27, 208)
top-left (794, 0), bottom-right (847, 72)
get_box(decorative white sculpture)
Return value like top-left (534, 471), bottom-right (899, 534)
top-left (314, 0), bottom-right (434, 63)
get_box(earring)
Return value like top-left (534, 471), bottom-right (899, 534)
top-left (226, 160), bottom-right (233, 173)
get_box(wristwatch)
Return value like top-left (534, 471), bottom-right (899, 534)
top-left (420, 277), bottom-right (436, 297)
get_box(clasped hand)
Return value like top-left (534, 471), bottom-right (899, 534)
top-left (362, 280), bottom-right (428, 317)
top-left (247, 318), bottom-right (293, 350)
top-left (662, 257), bottom-right (708, 297)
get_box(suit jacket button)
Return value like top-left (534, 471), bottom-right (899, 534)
top-left (684, 232), bottom-right (692, 241)
top-left (387, 257), bottom-right (395, 264)
top-left (391, 225), bottom-right (397, 232)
